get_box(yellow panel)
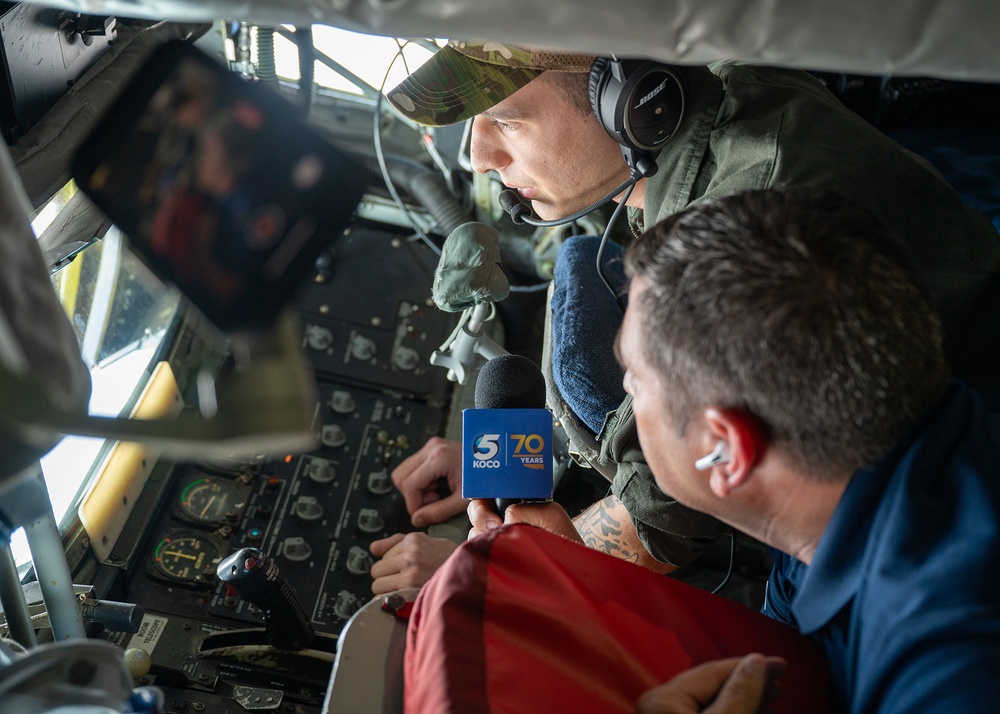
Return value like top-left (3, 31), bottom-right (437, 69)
top-left (79, 361), bottom-right (183, 562)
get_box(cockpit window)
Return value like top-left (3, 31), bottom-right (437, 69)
top-left (9, 198), bottom-right (181, 570)
top-left (266, 25), bottom-right (440, 96)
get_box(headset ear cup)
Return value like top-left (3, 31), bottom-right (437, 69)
top-left (588, 57), bottom-right (610, 126)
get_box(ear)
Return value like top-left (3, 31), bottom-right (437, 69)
top-left (701, 407), bottom-right (767, 498)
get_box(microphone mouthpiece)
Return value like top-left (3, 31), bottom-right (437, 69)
top-left (498, 189), bottom-right (530, 225)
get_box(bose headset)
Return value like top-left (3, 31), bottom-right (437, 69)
top-left (588, 57), bottom-right (686, 179)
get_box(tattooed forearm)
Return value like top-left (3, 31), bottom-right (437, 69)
top-left (573, 495), bottom-right (677, 574)
top-left (574, 497), bottom-right (629, 556)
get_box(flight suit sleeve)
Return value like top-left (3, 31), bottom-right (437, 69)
top-left (604, 395), bottom-right (729, 566)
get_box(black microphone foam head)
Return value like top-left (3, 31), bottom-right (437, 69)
top-left (474, 354), bottom-right (547, 409)
top-left (497, 189), bottom-right (529, 225)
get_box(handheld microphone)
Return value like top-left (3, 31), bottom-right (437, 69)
top-left (462, 354), bottom-right (553, 511)
top-left (498, 173), bottom-right (638, 227)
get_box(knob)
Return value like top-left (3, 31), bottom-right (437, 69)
top-left (320, 424), bottom-right (347, 448)
top-left (282, 537), bottom-right (312, 562)
top-left (333, 590), bottom-right (362, 619)
top-left (293, 496), bottom-right (324, 521)
top-left (330, 390), bottom-right (356, 414)
top-left (123, 648), bottom-right (152, 680)
top-left (357, 508), bottom-right (384, 534)
top-left (305, 325), bottom-right (334, 351)
top-left (314, 248), bottom-right (336, 283)
top-left (345, 546), bottom-right (373, 575)
top-left (367, 469), bottom-right (393, 496)
top-left (80, 599), bottom-right (144, 633)
top-left (392, 346), bottom-right (420, 371)
top-left (307, 459), bottom-right (335, 484)
top-left (351, 335), bottom-right (377, 361)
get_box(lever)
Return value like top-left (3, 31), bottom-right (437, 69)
top-left (429, 302), bottom-right (507, 384)
top-left (217, 547), bottom-right (315, 650)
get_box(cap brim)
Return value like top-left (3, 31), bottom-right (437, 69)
top-left (388, 45), bottom-right (542, 127)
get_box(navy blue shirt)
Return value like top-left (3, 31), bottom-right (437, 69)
top-left (762, 382), bottom-right (1000, 713)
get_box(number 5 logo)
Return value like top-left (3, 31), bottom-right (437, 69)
top-left (473, 434), bottom-right (500, 461)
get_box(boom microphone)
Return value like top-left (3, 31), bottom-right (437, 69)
top-left (498, 173), bottom-right (638, 227)
top-left (497, 189), bottom-right (533, 225)
top-left (463, 354), bottom-right (553, 507)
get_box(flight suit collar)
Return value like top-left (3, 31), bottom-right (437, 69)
top-left (629, 65), bottom-right (723, 235)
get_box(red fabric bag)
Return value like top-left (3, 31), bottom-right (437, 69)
top-left (405, 524), bottom-right (832, 713)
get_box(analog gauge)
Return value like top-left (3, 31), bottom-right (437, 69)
top-left (177, 475), bottom-right (249, 526)
top-left (150, 532), bottom-right (224, 584)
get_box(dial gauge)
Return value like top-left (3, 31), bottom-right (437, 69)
top-left (177, 475), bottom-right (249, 525)
top-left (150, 532), bottom-right (224, 584)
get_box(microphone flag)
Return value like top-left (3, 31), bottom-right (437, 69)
top-left (462, 407), bottom-right (553, 499)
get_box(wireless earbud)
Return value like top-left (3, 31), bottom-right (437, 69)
top-left (695, 441), bottom-right (730, 471)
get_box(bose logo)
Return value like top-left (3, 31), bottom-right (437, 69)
top-left (635, 77), bottom-right (670, 110)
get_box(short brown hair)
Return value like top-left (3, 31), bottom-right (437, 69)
top-left (544, 70), bottom-right (594, 117)
top-left (625, 187), bottom-right (949, 480)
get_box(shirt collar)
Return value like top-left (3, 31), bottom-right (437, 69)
top-left (790, 384), bottom-right (962, 633)
top-left (790, 465), bottom-right (886, 633)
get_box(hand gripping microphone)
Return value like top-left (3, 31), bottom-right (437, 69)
top-left (462, 354), bottom-right (553, 512)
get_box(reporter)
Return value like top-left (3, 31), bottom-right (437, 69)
top-left (619, 188), bottom-right (1000, 712)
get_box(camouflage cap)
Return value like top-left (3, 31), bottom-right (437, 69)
top-left (388, 41), bottom-right (597, 127)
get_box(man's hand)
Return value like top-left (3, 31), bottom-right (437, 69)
top-left (467, 499), bottom-right (584, 544)
top-left (635, 654), bottom-right (786, 714)
top-left (391, 437), bottom-right (465, 528)
top-left (368, 532), bottom-right (459, 595)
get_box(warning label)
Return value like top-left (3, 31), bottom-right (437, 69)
top-left (125, 613), bottom-right (169, 655)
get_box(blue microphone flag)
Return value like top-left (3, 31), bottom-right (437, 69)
top-left (462, 408), bottom-right (553, 499)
